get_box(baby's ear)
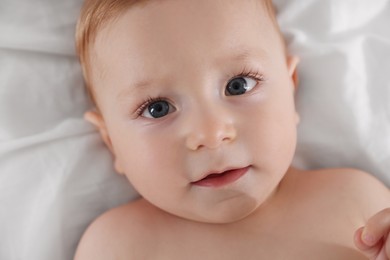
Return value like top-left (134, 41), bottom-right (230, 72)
top-left (84, 111), bottom-right (125, 175)
top-left (287, 55), bottom-right (300, 89)
top-left (287, 56), bottom-right (301, 125)
top-left (84, 110), bottom-right (115, 154)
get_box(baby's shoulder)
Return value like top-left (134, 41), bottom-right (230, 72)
top-left (301, 168), bottom-right (387, 196)
top-left (291, 168), bottom-right (389, 218)
top-left (74, 199), bottom-right (159, 260)
top-left (295, 168), bottom-right (384, 189)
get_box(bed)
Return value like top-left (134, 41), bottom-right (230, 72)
top-left (1, 0), bottom-right (389, 259)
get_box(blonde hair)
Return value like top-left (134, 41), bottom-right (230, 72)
top-left (75, 0), bottom-right (282, 105)
top-left (76, 0), bottom-right (145, 104)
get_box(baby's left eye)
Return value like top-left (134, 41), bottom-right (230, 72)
top-left (225, 77), bottom-right (257, 96)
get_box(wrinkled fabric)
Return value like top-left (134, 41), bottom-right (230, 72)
top-left (0, 1), bottom-right (138, 259)
top-left (274, 0), bottom-right (390, 184)
top-left (0, 0), bottom-right (389, 259)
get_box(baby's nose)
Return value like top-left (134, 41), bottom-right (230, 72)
top-left (185, 106), bottom-right (237, 151)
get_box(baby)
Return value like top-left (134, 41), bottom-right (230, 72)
top-left (74, 0), bottom-right (390, 259)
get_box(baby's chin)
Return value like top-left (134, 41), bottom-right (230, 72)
top-left (170, 196), bottom-right (261, 224)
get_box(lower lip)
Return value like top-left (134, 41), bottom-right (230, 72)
top-left (192, 166), bottom-right (250, 188)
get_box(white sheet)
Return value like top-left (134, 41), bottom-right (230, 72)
top-left (1, 0), bottom-right (389, 259)
top-left (274, 0), bottom-right (390, 184)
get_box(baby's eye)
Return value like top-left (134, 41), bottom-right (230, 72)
top-left (225, 77), bottom-right (257, 96)
top-left (141, 100), bottom-right (175, 119)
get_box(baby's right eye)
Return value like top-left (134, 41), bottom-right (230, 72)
top-left (139, 99), bottom-right (176, 119)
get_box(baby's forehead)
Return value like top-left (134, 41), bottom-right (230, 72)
top-left (92, 0), bottom-right (277, 47)
top-left (95, 3), bottom-right (277, 62)
top-left (80, 0), bottom-right (282, 101)
top-left (93, 0), bottom-right (280, 58)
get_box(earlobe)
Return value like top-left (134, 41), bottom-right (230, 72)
top-left (287, 55), bottom-right (300, 89)
top-left (84, 111), bottom-right (125, 175)
top-left (287, 56), bottom-right (301, 126)
top-left (114, 160), bottom-right (125, 175)
top-left (84, 111), bottom-right (115, 155)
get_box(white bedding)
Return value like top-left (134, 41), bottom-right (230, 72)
top-left (1, 0), bottom-right (389, 259)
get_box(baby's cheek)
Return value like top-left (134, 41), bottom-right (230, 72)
top-left (243, 110), bottom-right (296, 164)
top-left (120, 133), bottom-right (177, 173)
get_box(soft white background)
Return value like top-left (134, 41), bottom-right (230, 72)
top-left (0, 0), bottom-right (389, 259)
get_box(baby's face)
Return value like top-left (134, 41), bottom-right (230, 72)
top-left (90, 0), bottom-right (299, 223)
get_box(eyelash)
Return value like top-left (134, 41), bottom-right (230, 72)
top-left (134, 68), bottom-right (265, 117)
top-left (229, 68), bottom-right (265, 83)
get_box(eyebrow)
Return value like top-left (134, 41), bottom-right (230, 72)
top-left (222, 49), bottom-right (252, 64)
top-left (220, 46), bottom-right (268, 63)
top-left (116, 78), bottom-right (155, 102)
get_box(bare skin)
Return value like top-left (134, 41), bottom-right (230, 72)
top-left (73, 0), bottom-right (390, 258)
top-left (75, 168), bottom-right (389, 259)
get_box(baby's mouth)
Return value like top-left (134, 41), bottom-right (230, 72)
top-left (191, 166), bottom-right (250, 188)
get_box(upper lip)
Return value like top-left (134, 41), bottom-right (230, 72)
top-left (192, 166), bottom-right (249, 183)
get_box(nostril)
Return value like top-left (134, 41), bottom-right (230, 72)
top-left (186, 129), bottom-right (236, 151)
top-left (222, 136), bottom-right (232, 142)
